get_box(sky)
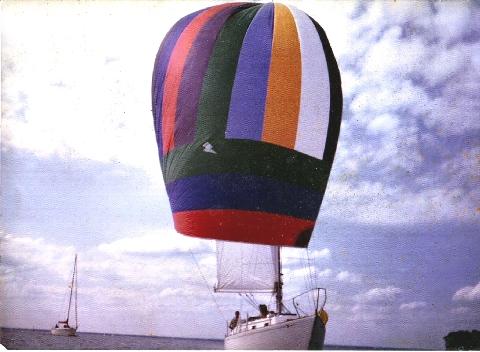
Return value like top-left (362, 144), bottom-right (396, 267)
top-left (1, 0), bottom-right (479, 349)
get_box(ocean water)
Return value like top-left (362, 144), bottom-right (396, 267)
top-left (0, 328), bottom-right (224, 350)
top-left (0, 328), bottom-right (408, 350)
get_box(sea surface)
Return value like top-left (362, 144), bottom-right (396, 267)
top-left (0, 328), bottom-right (408, 350)
top-left (0, 328), bottom-right (223, 350)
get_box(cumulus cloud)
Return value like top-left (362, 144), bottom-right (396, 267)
top-left (366, 113), bottom-right (399, 135)
top-left (158, 287), bottom-right (185, 299)
top-left (355, 286), bottom-right (403, 303)
top-left (336, 270), bottom-right (362, 284)
top-left (322, 0), bottom-right (480, 226)
top-left (399, 301), bottom-right (427, 311)
top-left (450, 306), bottom-right (470, 315)
top-left (349, 303), bottom-right (393, 323)
top-left (281, 247), bottom-right (331, 266)
top-left (97, 229), bottom-right (214, 256)
top-left (453, 282), bottom-right (480, 302)
top-left (317, 268), bottom-right (333, 278)
top-left (310, 248), bottom-right (331, 259)
top-left (0, 230), bottom-right (223, 335)
top-left (1, 1), bottom-right (212, 180)
top-left (286, 266), bottom-right (333, 281)
top-left (0, 232), bottom-right (76, 282)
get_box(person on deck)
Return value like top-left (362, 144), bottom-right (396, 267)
top-left (259, 304), bottom-right (268, 318)
top-left (229, 311), bottom-right (240, 330)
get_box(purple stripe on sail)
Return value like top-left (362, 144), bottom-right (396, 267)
top-left (225, 3), bottom-right (274, 141)
top-left (174, 5), bottom-right (244, 147)
top-left (152, 10), bottom-right (202, 156)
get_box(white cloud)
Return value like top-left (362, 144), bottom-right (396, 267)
top-left (433, 3), bottom-right (473, 44)
top-left (309, 248), bottom-right (331, 260)
top-left (363, 26), bottom-right (427, 79)
top-left (287, 266), bottom-right (317, 278)
top-left (317, 268), bottom-right (333, 279)
top-left (323, 177), bottom-right (477, 225)
top-left (281, 247), bottom-right (331, 266)
top-left (355, 286), bottom-right (403, 303)
top-left (422, 46), bottom-right (466, 85)
top-left (286, 266), bottom-right (332, 280)
top-left (349, 303), bottom-right (393, 323)
top-left (97, 229), bottom-right (214, 256)
top-left (399, 301), bottom-right (427, 311)
top-left (367, 113), bottom-right (399, 134)
top-left (324, 303), bottom-right (342, 312)
top-left (336, 270), bottom-right (362, 284)
top-left (330, 0), bottom-right (480, 230)
top-left (1, 1), bottom-right (212, 181)
top-left (450, 306), bottom-right (470, 315)
top-left (0, 232), bottom-right (76, 281)
top-left (158, 287), bottom-right (185, 299)
top-left (453, 282), bottom-right (480, 302)
top-left (0, 230), bottom-right (222, 335)
top-left (426, 62), bottom-right (480, 135)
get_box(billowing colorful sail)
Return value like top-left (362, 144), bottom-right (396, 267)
top-left (152, 2), bottom-right (342, 248)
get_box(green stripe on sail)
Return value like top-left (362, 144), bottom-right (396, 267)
top-left (195, 5), bottom-right (261, 143)
top-left (163, 139), bottom-right (332, 192)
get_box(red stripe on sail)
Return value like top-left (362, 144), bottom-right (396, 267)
top-left (161, 3), bottom-right (235, 154)
top-left (173, 209), bottom-right (315, 247)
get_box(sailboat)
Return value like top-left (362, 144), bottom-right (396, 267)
top-left (152, 2), bottom-right (342, 349)
top-left (51, 254), bottom-right (78, 336)
top-left (216, 242), bottom-right (328, 349)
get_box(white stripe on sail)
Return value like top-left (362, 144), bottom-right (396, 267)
top-left (289, 5), bottom-right (330, 160)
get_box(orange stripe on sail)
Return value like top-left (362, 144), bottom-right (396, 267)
top-left (262, 3), bottom-right (301, 149)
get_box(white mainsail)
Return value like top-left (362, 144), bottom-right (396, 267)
top-left (215, 241), bottom-right (279, 293)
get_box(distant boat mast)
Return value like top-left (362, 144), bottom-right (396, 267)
top-left (66, 254), bottom-right (78, 329)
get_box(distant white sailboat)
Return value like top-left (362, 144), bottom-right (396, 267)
top-left (51, 254), bottom-right (78, 336)
top-left (216, 242), bottom-right (328, 350)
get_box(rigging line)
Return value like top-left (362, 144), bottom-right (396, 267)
top-left (303, 248), bottom-right (314, 308)
top-left (243, 293), bottom-right (255, 309)
top-left (59, 281), bottom-right (69, 318)
top-left (244, 293), bottom-right (258, 310)
top-left (307, 248), bottom-right (319, 307)
top-left (268, 293), bottom-right (276, 312)
top-left (239, 293), bottom-right (243, 314)
top-left (66, 255), bottom-right (76, 322)
top-left (188, 249), bottom-right (227, 321)
top-left (300, 249), bottom-right (310, 293)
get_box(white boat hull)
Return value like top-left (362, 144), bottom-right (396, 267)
top-left (51, 327), bottom-right (76, 336)
top-left (225, 315), bottom-right (325, 350)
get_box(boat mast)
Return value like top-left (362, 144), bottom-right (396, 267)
top-left (66, 254), bottom-right (77, 324)
top-left (275, 246), bottom-right (283, 314)
top-left (74, 255), bottom-right (78, 329)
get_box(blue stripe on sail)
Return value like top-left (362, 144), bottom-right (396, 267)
top-left (166, 173), bottom-right (322, 220)
top-left (225, 3), bottom-right (274, 141)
